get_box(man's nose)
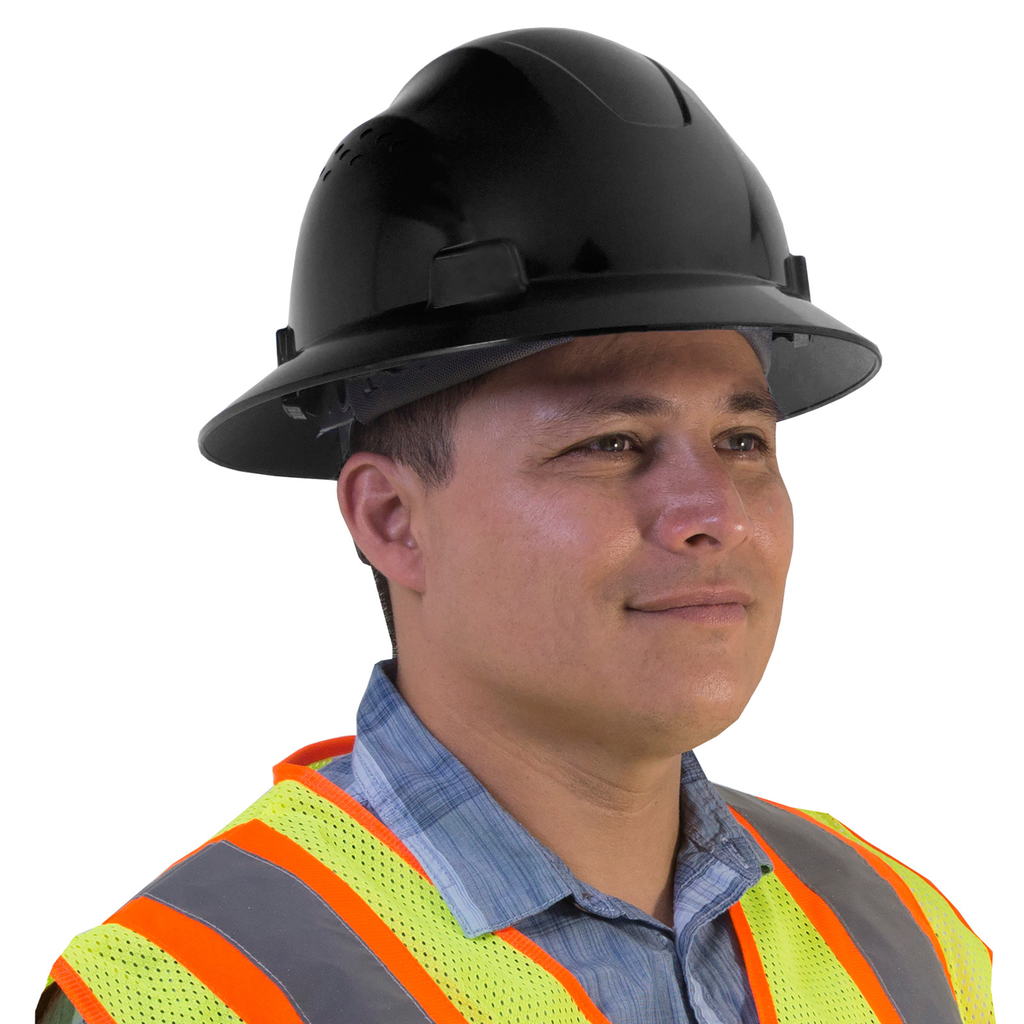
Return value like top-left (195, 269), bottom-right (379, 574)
top-left (645, 446), bottom-right (752, 554)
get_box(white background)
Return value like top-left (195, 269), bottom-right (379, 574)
top-left (3, 0), bottom-right (1017, 1019)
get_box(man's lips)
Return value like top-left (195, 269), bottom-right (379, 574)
top-left (625, 589), bottom-right (751, 625)
top-left (626, 588), bottom-right (752, 613)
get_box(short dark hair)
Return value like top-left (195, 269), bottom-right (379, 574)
top-left (346, 370), bottom-right (498, 488)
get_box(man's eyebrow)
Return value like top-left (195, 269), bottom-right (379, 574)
top-left (539, 386), bottom-right (781, 428)
top-left (721, 387), bottom-right (782, 422)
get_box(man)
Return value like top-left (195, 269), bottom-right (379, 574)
top-left (39, 27), bottom-right (995, 1024)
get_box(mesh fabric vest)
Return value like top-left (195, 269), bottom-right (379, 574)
top-left (41, 738), bottom-right (994, 1024)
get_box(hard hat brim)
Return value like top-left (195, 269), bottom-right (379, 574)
top-left (198, 274), bottom-right (880, 479)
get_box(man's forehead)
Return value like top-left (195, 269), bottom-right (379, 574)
top-left (481, 330), bottom-right (777, 419)
top-left (528, 384), bottom-right (781, 433)
top-left (499, 329), bottom-right (764, 381)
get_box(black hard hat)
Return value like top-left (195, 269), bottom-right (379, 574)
top-left (199, 27), bottom-right (880, 479)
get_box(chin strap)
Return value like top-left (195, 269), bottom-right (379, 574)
top-left (355, 543), bottom-right (398, 658)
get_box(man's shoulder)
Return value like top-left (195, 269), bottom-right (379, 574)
top-left (714, 782), bottom-right (960, 897)
top-left (38, 784), bottom-right (276, 1024)
top-left (40, 756), bottom-right (401, 1024)
top-left (713, 783), bottom-right (995, 1024)
top-left (713, 780), bottom-right (983, 928)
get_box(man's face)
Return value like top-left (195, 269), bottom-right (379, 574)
top-left (408, 330), bottom-right (794, 758)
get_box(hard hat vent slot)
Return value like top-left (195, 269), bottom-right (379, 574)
top-left (320, 120), bottom-right (418, 185)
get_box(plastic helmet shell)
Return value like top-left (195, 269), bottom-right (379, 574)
top-left (199, 27), bottom-right (880, 479)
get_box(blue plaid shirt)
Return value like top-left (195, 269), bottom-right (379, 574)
top-left (319, 661), bottom-right (772, 1024)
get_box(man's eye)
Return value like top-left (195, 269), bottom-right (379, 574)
top-left (581, 433), bottom-right (639, 454)
top-left (718, 433), bottom-right (771, 455)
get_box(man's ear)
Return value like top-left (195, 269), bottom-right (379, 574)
top-left (337, 453), bottom-right (426, 594)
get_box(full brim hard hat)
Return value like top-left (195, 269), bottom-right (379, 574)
top-left (199, 28), bottom-right (880, 480)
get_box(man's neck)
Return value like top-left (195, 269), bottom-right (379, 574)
top-left (395, 665), bottom-right (684, 927)
top-left (480, 738), bottom-right (683, 927)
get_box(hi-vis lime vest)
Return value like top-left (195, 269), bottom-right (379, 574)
top-left (42, 737), bottom-right (994, 1024)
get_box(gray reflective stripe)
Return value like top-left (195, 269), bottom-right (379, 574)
top-left (717, 786), bottom-right (961, 1024)
top-left (141, 840), bottom-right (432, 1024)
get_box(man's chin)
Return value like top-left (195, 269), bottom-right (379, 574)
top-left (579, 690), bottom-right (757, 760)
top-left (623, 671), bottom-right (762, 751)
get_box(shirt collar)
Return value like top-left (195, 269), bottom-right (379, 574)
top-left (351, 660), bottom-right (771, 939)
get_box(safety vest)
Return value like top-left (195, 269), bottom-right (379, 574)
top-left (42, 737), bottom-right (994, 1024)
